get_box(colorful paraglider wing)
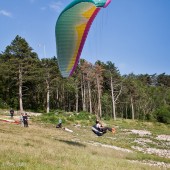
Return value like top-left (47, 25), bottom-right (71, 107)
top-left (55, 0), bottom-right (111, 77)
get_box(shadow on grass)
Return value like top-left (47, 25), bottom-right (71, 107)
top-left (57, 139), bottom-right (86, 147)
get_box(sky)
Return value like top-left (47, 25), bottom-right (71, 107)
top-left (0, 0), bottom-right (170, 75)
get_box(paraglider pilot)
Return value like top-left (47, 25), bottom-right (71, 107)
top-left (92, 120), bottom-right (115, 136)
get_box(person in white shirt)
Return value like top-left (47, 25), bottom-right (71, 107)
top-left (92, 120), bottom-right (115, 136)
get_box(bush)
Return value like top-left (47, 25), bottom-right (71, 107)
top-left (67, 116), bottom-right (75, 122)
top-left (76, 111), bottom-right (96, 121)
top-left (54, 109), bottom-right (65, 115)
top-left (0, 98), bottom-right (8, 108)
top-left (34, 111), bottom-right (96, 126)
top-left (40, 112), bottom-right (57, 124)
top-left (155, 106), bottom-right (170, 124)
top-left (38, 112), bottom-right (65, 124)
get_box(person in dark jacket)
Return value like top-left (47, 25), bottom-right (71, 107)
top-left (23, 113), bottom-right (28, 127)
top-left (92, 120), bottom-right (115, 136)
top-left (10, 109), bottom-right (14, 119)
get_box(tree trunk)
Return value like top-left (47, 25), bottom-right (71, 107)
top-left (111, 76), bottom-right (116, 120)
top-left (96, 76), bottom-right (102, 118)
top-left (81, 74), bottom-right (86, 111)
top-left (125, 102), bottom-right (128, 119)
top-left (88, 80), bottom-right (92, 113)
top-left (75, 85), bottom-right (79, 113)
top-left (131, 96), bottom-right (135, 120)
top-left (46, 80), bottom-right (50, 113)
top-left (56, 88), bottom-right (59, 108)
top-left (19, 65), bottom-right (23, 112)
top-left (62, 84), bottom-right (65, 110)
top-left (83, 78), bottom-right (86, 111)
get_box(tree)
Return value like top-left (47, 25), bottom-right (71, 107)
top-left (103, 61), bottom-right (122, 120)
top-left (80, 60), bottom-right (94, 113)
top-left (157, 73), bottom-right (170, 87)
top-left (94, 63), bottom-right (104, 119)
top-left (122, 74), bottom-right (139, 120)
top-left (39, 57), bottom-right (60, 113)
top-left (0, 35), bottom-right (38, 112)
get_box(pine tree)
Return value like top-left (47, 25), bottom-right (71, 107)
top-left (0, 35), bottom-right (39, 112)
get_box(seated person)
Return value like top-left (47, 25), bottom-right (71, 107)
top-left (56, 118), bottom-right (62, 128)
top-left (92, 120), bottom-right (115, 136)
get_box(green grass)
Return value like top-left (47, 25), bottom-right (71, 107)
top-left (0, 110), bottom-right (169, 170)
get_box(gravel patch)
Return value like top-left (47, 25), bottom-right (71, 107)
top-left (131, 129), bottom-right (152, 136)
top-left (156, 135), bottom-right (170, 142)
top-left (87, 141), bottom-right (133, 153)
top-left (131, 146), bottom-right (170, 158)
top-left (129, 160), bottom-right (170, 169)
top-left (134, 138), bottom-right (157, 146)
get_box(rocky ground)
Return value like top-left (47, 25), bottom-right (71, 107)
top-left (72, 127), bottom-right (170, 169)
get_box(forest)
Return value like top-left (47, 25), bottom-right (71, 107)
top-left (0, 35), bottom-right (170, 124)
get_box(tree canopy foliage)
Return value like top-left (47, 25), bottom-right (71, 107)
top-left (0, 35), bottom-right (170, 124)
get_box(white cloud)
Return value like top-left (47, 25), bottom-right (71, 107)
top-left (49, 1), bottom-right (63, 12)
top-left (0, 10), bottom-right (12, 17)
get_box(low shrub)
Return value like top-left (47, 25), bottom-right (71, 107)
top-left (155, 106), bottom-right (170, 124)
top-left (34, 111), bottom-right (96, 125)
top-left (0, 98), bottom-right (8, 109)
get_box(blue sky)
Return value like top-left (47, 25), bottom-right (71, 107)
top-left (0, 0), bottom-right (170, 75)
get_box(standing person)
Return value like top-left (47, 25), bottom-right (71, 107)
top-left (10, 108), bottom-right (14, 119)
top-left (92, 120), bottom-right (115, 136)
top-left (23, 113), bottom-right (28, 127)
top-left (20, 113), bottom-right (24, 126)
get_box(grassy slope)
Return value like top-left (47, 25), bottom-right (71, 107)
top-left (0, 109), bottom-right (169, 170)
top-left (0, 116), bottom-right (169, 170)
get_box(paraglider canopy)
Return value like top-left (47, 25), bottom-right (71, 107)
top-left (55, 0), bottom-right (111, 77)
